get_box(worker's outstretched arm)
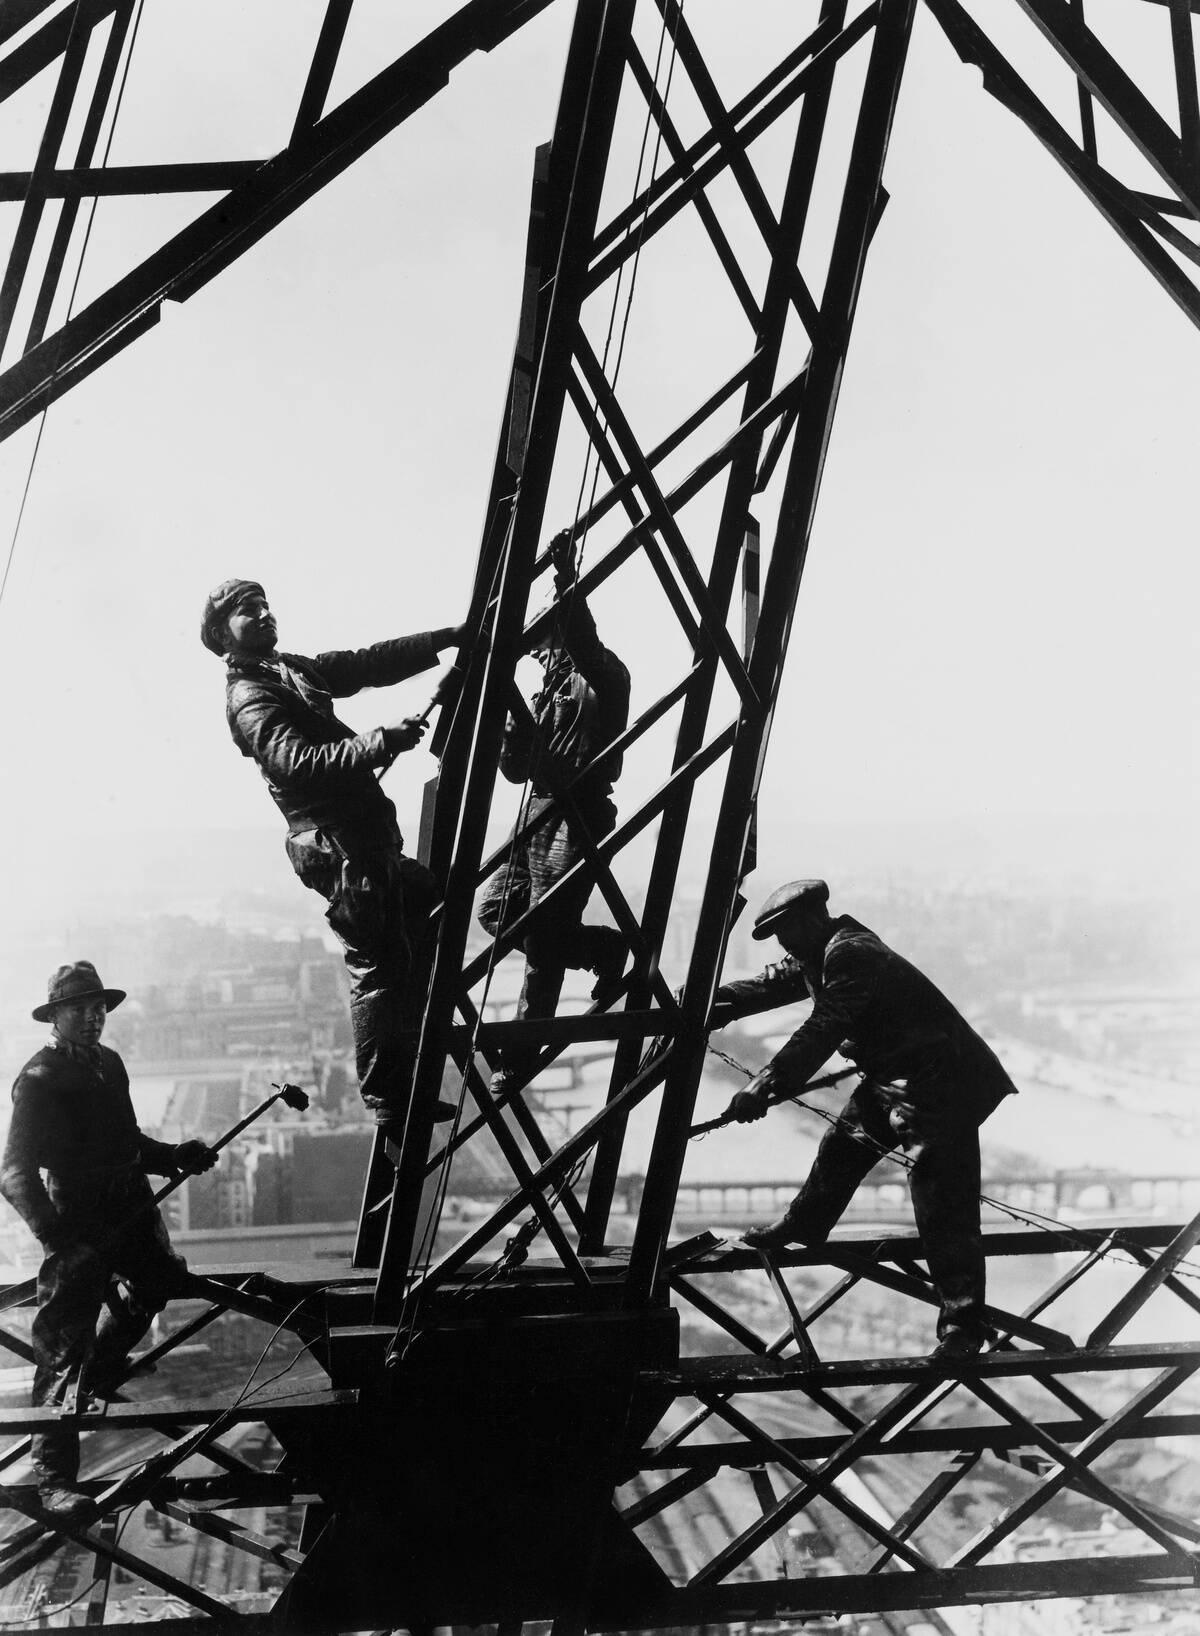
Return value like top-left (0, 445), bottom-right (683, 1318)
top-left (711, 956), bottom-right (811, 1027)
top-left (312, 628), bottom-right (464, 699)
top-left (722, 943), bottom-right (878, 1121)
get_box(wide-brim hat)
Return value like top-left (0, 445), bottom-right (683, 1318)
top-left (751, 879), bottom-right (830, 941)
top-left (32, 961), bottom-right (127, 1023)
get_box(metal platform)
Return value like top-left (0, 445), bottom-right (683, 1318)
top-left (0, 1215), bottom-right (1195, 1629)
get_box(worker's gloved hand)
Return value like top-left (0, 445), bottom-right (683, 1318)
top-left (723, 1068), bottom-right (776, 1123)
top-left (382, 716), bottom-right (428, 755)
top-left (708, 985), bottom-right (737, 1030)
top-left (429, 661), bottom-right (464, 708)
top-left (173, 1139), bottom-right (217, 1175)
top-left (547, 528), bottom-right (578, 586)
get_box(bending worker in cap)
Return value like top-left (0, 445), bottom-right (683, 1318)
top-left (477, 532), bottom-right (629, 1093)
top-left (0, 962), bottom-right (216, 1521)
top-left (201, 579), bottom-right (464, 1139)
top-left (712, 880), bottom-right (1017, 1358)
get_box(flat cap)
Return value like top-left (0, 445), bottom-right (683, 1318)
top-left (751, 879), bottom-right (829, 941)
top-left (200, 578), bottom-right (265, 656)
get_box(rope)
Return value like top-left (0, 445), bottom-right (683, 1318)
top-left (0, 0), bottom-right (148, 618)
top-left (702, 1039), bottom-right (1200, 1287)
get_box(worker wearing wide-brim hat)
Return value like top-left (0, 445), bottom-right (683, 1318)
top-left (709, 881), bottom-right (1018, 1359)
top-left (0, 961), bottom-right (216, 1522)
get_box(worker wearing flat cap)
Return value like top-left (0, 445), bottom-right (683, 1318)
top-left (476, 532), bottom-right (629, 1093)
top-left (711, 881), bottom-right (1018, 1358)
top-left (0, 963), bottom-right (216, 1520)
top-left (202, 578), bottom-right (466, 1139)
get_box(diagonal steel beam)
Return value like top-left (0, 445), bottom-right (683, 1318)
top-left (688, 1368), bottom-right (947, 1586)
top-left (0, 0), bottom-right (62, 50)
top-left (1169, 0), bottom-right (1200, 158)
top-left (1011, 0), bottom-right (1200, 218)
top-left (1088, 1207), bottom-right (1200, 1348)
top-left (0, 0), bottom-right (558, 440)
top-left (291, 0), bottom-right (353, 139)
top-left (702, 1392), bottom-right (932, 1569)
top-left (814, 1244), bottom-right (1072, 1348)
top-left (655, 0), bottom-right (824, 340)
top-left (564, 369), bottom-right (703, 647)
top-left (949, 1364), bottom-right (1200, 1566)
top-left (589, 6), bottom-right (878, 288)
top-left (450, 1047), bottom-right (594, 1291)
top-left (573, 335), bottom-right (764, 711)
top-left (0, 0), bottom-right (93, 356)
top-left (373, 0), bottom-right (640, 1321)
top-left (861, 1448), bottom-right (982, 1572)
top-left (965, 1374), bottom-right (1195, 1561)
top-left (625, 41), bottom-right (761, 329)
top-left (1121, 1238), bottom-right (1200, 1323)
top-left (403, 1038), bottom-right (679, 1303)
top-left (624, 0), bottom-right (911, 1301)
top-left (584, 1), bottom-right (849, 1254)
top-left (0, 0), bottom-right (121, 103)
top-left (927, 0), bottom-right (1200, 331)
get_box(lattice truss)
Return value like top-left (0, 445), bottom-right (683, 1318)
top-left (0, 1228), bottom-right (1195, 1626)
top-left (619, 1217), bottom-right (1200, 1623)
top-left (1, 0), bottom-right (1200, 1630)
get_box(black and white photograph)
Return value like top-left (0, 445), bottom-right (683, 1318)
top-left (0, 2), bottom-right (1197, 1631)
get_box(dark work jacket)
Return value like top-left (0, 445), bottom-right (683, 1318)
top-left (500, 595), bottom-right (629, 807)
top-left (715, 916), bottom-right (1018, 1114)
top-left (225, 635), bottom-right (441, 854)
top-left (0, 1045), bottom-right (178, 1247)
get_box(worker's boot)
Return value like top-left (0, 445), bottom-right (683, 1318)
top-left (589, 928), bottom-right (627, 1005)
top-left (929, 1323), bottom-right (995, 1360)
top-left (742, 1199), bottom-right (810, 1251)
top-left (38, 1485), bottom-right (92, 1525)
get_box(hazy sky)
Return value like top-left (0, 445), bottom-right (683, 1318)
top-left (0, 0), bottom-right (1197, 940)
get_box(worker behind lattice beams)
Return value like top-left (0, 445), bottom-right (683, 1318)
top-left (477, 531), bottom-right (629, 1093)
top-left (0, 963), bottom-right (216, 1522)
top-left (712, 880), bottom-right (1018, 1358)
top-left (201, 579), bottom-right (464, 1139)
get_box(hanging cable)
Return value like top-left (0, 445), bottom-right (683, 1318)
top-left (565, 0), bottom-right (684, 553)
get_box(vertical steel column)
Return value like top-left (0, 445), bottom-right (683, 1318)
top-left (625, 0), bottom-right (918, 1303)
top-left (373, 0), bottom-right (637, 1320)
top-left (579, 1), bottom-right (848, 1254)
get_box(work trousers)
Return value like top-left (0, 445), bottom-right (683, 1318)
top-left (477, 797), bottom-right (622, 1074)
top-left (781, 1079), bottom-right (998, 1341)
top-left (287, 832), bottom-right (438, 1122)
top-left (32, 1170), bottom-right (187, 1489)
